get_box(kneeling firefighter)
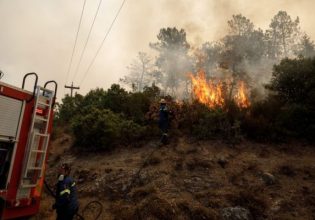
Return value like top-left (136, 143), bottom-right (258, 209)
top-left (53, 163), bottom-right (79, 220)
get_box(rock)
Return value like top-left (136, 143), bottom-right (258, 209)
top-left (261, 172), bottom-right (276, 185)
top-left (218, 157), bottom-right (228, 168)
top-left (105, 168), bottom-right (112, 173)
top-left (122, 184), bottom-right (127, 192)
top-left (221, 206), bottom-right (252, 220)
top-left (75, 168), bottom-right (90, 182)
top-left (270, 199), bottom-right (282, 212)
top-left (278, 165), bottom-right (296, 176)
top-left (77, 178), bottom-right (84, 184)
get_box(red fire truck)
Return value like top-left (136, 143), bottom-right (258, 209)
top-left (0, 73), bottom-right (57, 219)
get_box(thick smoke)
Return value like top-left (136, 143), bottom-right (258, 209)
top-left (123, 9), bottom-right (315, 102)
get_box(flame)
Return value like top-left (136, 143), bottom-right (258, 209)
top-left (189, 70), bottom-right (224, 108)
top-left (189, 70), bottom-right (250, 109)
top-left (234, 81), bottom-right (250, 108)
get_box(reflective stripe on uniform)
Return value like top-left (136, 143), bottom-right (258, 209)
top-left (60, 189), bottom-right (71, 196)
top-left (71, 182), bottom-right (76, 187)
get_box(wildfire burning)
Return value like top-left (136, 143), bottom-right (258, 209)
top-left (234, 81), bottom-right (251, 108)
top-left (189, 70), bottom-right (250, 108)
top-left (189, 70), bottom-right (224, 108)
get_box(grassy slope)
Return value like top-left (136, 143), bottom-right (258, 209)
top-left (37, 129), bottom-right (315, 220)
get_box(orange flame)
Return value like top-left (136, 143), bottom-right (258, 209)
top-left (234, 81), bottom-right (250, 108)
top-left (189, 70), bottom-right (224, 108)
top-left (189, 70), bottom-right (250, 109)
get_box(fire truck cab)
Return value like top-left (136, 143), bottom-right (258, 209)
top-left (0, 73), bottom-right (57, 219)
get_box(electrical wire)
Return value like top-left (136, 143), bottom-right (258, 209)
top-left (64, 0), bottom-right (86, 96)
top-left (63, 0), bottom-right (86, 96)
top-left (71, 0), bottom-right (103, 83)
top-left (79, 0), bottom-right (127, 87)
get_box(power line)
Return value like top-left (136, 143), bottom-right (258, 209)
top-left (71, 0), bottom-right (103, 83)
top-left (64, 0), bottom-right (86, 86)
top-left (79, 0), bottom-right (127, 86)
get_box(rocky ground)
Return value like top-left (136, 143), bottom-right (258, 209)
top-left (35, 132), bottom-right (315, 220)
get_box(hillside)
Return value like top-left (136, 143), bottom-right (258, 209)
top-left (36, 129), bottom-right (315, 220)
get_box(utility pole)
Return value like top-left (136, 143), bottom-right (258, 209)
top-left (64, 82), bottom-right (80, 97)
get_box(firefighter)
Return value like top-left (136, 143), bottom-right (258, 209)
top-left (53, 163), bottom-right (78, 220)
top-left (159, 98), bottom-right (170, 144)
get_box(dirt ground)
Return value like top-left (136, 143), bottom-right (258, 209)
top-left (36, 132), bottom-right (315, 220)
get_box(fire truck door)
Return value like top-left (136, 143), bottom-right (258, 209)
top-left (0, 95), bottom-right (23, 190)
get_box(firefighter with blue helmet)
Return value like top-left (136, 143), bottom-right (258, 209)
top-left (53, 163), bottom-right (78, 220)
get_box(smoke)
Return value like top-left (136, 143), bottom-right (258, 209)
top-left (1, 0), bottom-right (314, 100)
top-left (138, 4), bottom-right (314, 101)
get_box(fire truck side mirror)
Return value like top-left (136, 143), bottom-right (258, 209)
top-left (22, 72), bottom-right (38, 102)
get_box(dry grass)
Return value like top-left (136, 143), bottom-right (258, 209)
top-left (37, 135), bottom-right (315, 220)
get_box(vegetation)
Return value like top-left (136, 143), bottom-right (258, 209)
top-left (55, 11), bottom-right (315, 151)
top-left (55, 84), bottom-right (161, 150)
top-left (245, 57), bottom-right (315, 140)
top-left (71, 108), bottom-right (145, 151)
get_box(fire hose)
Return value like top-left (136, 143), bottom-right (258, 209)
top-left (123, 141), bottom-right (163, 199)
top-left (44, 139), bottom-right (166, 218)
top-left (44, 180), bottom-right (103, 220)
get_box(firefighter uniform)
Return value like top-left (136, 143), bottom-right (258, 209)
top-left (159, 104), bottom-right (169, 133)
top-left (54, 174), bottom-right (78, 220)
top-left (159, 99), bottom-right (169, 144)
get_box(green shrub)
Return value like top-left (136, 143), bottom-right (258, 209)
top-left (260, 57), bottom-right (315, 141)
top-left (56, 94), bottom-right (83, 124)
top-left (277, 103), bottom-right (313, 138)
top-left (179, 102), bottom-right (232, 139)
top-left (71, 108), bottom-right (145, 151)
top-left (119, 119), bottom-right (146, 144)
top-left (267, 57), bottom-right (315, 105)
top-left (242, 97), bottom-right (283, 141)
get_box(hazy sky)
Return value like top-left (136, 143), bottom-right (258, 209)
top-left (0, 0), bottom-right (314, 99)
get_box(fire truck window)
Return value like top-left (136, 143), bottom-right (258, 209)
top-left (0, 142), bottom-right (13, 189)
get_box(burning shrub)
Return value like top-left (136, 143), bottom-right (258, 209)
top-left (189, 70), bottom-right (251, 109)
